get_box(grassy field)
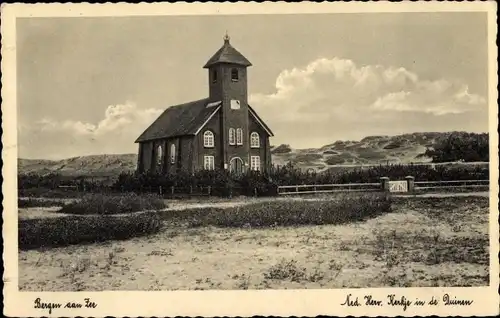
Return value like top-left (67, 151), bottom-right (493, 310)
top-left (18, 194), bottom-right (489, 291)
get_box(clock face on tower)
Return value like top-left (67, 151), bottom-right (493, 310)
top-left (230, 99), bottom-right (241, 110)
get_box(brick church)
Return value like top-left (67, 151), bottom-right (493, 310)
top-left (135, 34), bottom-right (274, 174)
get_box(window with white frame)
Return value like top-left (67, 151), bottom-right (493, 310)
top-left (229, 128), bottom-right (236, 145)
top-left (156, 145), bottom-right (163, 166)
top-left (204, 155), bottom-right (215, 170)
top-left (250, 132), bottom-right (260, 148)
top-left (250, 156), bottom-right (261, 171)
top-left (203, 130), bottom-right (214, 148)
top-left (170, 144), bottom-right (176, 164)
top-left (236, 128), bottom-right (243, 145)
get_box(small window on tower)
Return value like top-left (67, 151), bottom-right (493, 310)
top-left (231, 68), bottom-right (239, 82)
top-left (229, 128), bottom-right (236, 145)
top-left (212, 69), bottom-right (218, 83)
top-left (236, 128), bottom-right (243, 145)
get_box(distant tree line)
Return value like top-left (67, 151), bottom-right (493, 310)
top-left (425, 132), bottom-right (489, 163)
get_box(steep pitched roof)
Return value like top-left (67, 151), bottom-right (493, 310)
top-left (203, 37), bottom-right (252, 68)
top-left (248, 105), bottom-right (274, 137)
top-left (135, 99), bottom-right (221, 143)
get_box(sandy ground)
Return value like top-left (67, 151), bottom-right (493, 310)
top-left (18, 207), bottom-right (73, 220)
top-left (18, 195), bottom-right (489, 291)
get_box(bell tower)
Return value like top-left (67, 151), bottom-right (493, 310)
top-left (203, 33), bottom-right (253, 171)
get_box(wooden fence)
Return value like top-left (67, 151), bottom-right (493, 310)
top-left (278, 178), bottom-right (489, 195)
top-left (278, 182), bottom-right (381, 195)
top-left (54, 178), bottom-right (490, 197)
top-left (414, 179), bottom-right (489, 191)
top-left (132, 185), bottom-right (261, 198)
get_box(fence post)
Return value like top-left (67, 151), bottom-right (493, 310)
top-left (380, 177), bottom-right (390, 192)
top-left (171, 186), bottom-right (174, 195)
top-left (254, 187), bottom-right (257, 197)
top-left (159, 186), bottom-right (162, 195)
top-left (405, 176), bottom-right (415, 193)
top-left (189, 185), bottom-right (193, 195)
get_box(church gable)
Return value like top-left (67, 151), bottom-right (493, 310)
top-left (248, 105), bottom-right (274, 137)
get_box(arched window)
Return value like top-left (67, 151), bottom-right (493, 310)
top-left (250, 132), bottom-right (260, 148)
top-left (236, 128), bottom-right (243, 145)
top-left (204, 130), bottom-right (214, 148)
top-left (229, 128), bottom-right (236, 145)
top-left (170, 144), bottom-right (176, 164)
top-left (156, 145), bottom-right (163, 167)
top-left (231, 68), bottom-right (239, 81)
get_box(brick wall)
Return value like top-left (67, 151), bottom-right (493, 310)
top-left (248, 113), bottom-right (271, 173)
top-left (196, 109), bottom-right (223, 170)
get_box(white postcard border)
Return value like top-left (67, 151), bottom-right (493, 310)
top-left (2, 2), bottom-right (499, 317)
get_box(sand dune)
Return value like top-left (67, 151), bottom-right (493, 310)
top-left (18, 132), bottom-right (446, 176)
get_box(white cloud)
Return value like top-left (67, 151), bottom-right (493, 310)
top-left (22, 102), bottom-right (162, 159)
top-left (37, 102), bottom-right (161, 136)
top-left (250, 57), bottom-right (487, 148)
top-left (20, 58), bottom-right (488, 158)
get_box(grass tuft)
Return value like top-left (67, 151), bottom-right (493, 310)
top-left (59, 193), bottom-right (166, 215)
top-left (19, 212), bottom-right (162, 249)
top-left (178, 193), bottom-right (392, 228)
top-left (18, 198), bottom-right (67, 208)
top-left (264, 259), bottom-right (306, 282)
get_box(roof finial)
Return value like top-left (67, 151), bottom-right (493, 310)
top-left (223, 31), bottom-right (230, 44)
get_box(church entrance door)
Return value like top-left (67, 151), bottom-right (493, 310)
top-left (229, 157), bottom-right (244, 174)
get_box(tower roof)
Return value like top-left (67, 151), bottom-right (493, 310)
top-left (203, 34), bottom-right (252, 68)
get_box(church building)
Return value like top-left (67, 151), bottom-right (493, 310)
top-left (135, 34), bottom-right (274, 174)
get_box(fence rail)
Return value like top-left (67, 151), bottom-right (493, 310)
top-left (278, 182), bottom-right (381, 195)
top-left (414, 179), bottom-right (489, 185)
top-left (278, 182), bottom-right (380, 189)
top-left (278, 179), bottom-right (489, 196)
top-left (414, 179), bottom-right (489, 191)
top-left (152, 185), bottom-right (263, 198)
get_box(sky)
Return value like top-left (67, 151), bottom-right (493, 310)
top-left (17, 13), bottom-right (490, 159)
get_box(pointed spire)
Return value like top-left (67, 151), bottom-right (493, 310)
top-left (203, 33), bottom-right (252, 68)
